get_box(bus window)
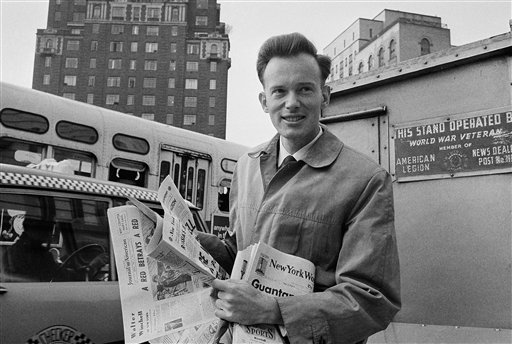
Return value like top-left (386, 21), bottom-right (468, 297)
top-left (112, 133), bottom-right (149, 155)
top-left (218, 178), bottom-right (231, 212)
top-left (179, 159), bottom-right (188, 198)
top-left (0, 137), bottom-right (45, 166)
top-left (186, 166), bottom-right (194, 202)
top-left (53, 147), bottom-right (96, 177)
top-left (173, 162), bottom-right (180, 189)
top-left (196, 169), bottom-right (205, 210)
top-left (56, 120), bottom-right (99, 144)
top-left (109, 158), bottom-right (147, 187)
top-left (159, 161), bottom-right (171, 185)
top-left (0, 193), bottom-right (110, 283)
top-left (0, 108), bottom-right (49, 134)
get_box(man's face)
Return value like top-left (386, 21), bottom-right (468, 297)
top-left (259, 53), bottom-right (330, 152)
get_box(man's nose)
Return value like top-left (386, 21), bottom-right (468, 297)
top-left (285, 92), bottom-right (300, 109)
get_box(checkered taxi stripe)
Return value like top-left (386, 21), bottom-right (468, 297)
top-left (0, 171), bottom-right (158, 202)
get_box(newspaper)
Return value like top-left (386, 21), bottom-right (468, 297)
top-left (230, 242), bottom-right (315, 344)
top-left (107, 176), bottom-right (228, 343)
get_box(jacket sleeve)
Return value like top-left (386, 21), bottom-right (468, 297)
top-left (276, 170), bottom-right (401, 344)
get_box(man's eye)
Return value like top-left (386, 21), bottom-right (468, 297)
top-left (299, 87), bottom-right (313, 93)
top-left (272, 89), bottom-right (285, 95)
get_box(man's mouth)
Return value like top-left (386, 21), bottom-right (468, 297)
top-left (282, 115), bottom-right (304, 123)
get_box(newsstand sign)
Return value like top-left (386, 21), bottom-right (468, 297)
top-left (392, 108), bottom-right (512, 181)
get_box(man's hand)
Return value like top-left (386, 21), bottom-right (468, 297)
top-left (210, 279), bottom-right (284, 325)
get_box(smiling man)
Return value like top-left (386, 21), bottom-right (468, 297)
top-left (199, 32), bottom-right (401, 344)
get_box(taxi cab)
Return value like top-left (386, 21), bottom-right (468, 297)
top-left (0, 163), bottom-right (209, 344)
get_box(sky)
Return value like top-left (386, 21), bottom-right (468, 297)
top-left (1, 0), bottom-right (511, 147)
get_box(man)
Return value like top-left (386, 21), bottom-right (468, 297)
top-left (198, 32), bottom-right (401, 344)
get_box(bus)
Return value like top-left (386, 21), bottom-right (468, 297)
top-left (0, 81), bottom-right (248, 231)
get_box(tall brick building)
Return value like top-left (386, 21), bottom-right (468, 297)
top-left (32, 0), bottom-right (230, 139)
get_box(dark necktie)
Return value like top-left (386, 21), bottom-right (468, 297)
top-left (279, 155), bottom-right (296, 169)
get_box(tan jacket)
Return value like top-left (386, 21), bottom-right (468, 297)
top-left (201, 127), bottom-right (401, 344)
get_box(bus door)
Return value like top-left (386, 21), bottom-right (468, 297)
top-left (159, 146), bottom-right (211, 222)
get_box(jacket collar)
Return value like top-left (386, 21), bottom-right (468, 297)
top-left (247, 124), bottom-right (344, 169)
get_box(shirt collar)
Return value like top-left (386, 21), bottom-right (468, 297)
top-left (278, 126), bottom-right (323, 167)
top-left (248, 124), bottom-right (343, 169)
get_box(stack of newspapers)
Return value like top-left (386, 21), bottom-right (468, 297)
top-left (107, 175), bottom-right (315, 344)
top-left (107, 175), bottom-right (227, 343)
top-left (230, 242), bottom-right (315, 343)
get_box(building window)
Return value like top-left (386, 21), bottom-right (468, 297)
top-left (378, 48), bottom-right (385, 67)
top-left (183, 115), bottom-right (196, 126)
top-left (92, 23), bottom-right (100, 33)
top-left (368, 55), bottom-right (373, 71)
top-left (185, 79), bottom-right (198, 89)
top-left (108, 59), bottom-right (122, 69)
top-left (88, 76), bottom-right (95, 87)
top-left (55, 11), bottom-right (61, 21)
top-left (147, 7), bottom-right (160, 21)
top-left (44, 56), bottom-right (51, 67)
top-left (87, 94), bottom-right (94, 104)
top-left (184, 97), bottom-right (197, 107)
top-left (90, 41), bottom-right (98, 51)
top-left (43, 75), bottom-right (51, 85)
top-left (168, 78), bottom-right (175, 88)
top-left (67, 40), bottom-right (80, 51)
top-left (209, 79), bottom-right (216, 90)
top-left (127, 95), bottom-right (134, 105)
top-left (130, 42), bottom-right (138, 52)
top-left (71, 28), bottom-right (81, 35)
top-left (196, 16), bottom-right (208, 26)
top-left (171, 26), bottom-right (178, 36)
top-left (92, 5), bottom-right (101, 19)
top-left (132, 25), bottom-right (139, 35)
top-left (65, 58), bottom-right (78, 68)
top-left (111, 25), bottom-right (124, 34)
top-left (64, 75), bottom-right (77, 86)
top-left (170, 43), bottom-right (177, 53)
top-left (210, 61), bottom-right (217, 72)
top-left (132, 7), bottom-right (141, 21)
top-left (106, 94), bottom-right (120, 105)
top-left (129, 60), bottom-right (136, 70)
top-left (142, 95), bottom-right (155, 106)
top-left (142, 113), bottom-right (155, 121)
top-left (110, 41), bottom-right (123, 52)
top-left (146, 26), bottom-right (159, 36)
top-left (209, 97), bottom-right (215, 107)
top-left (63, 93), bottom-right (75, 100)
top-left (210, 44), bottom-right (218, 57)
top-left (169, 60), bottom-right (176, 71)
top-left (167, 96), bottom-right (175, 106)
top-left (358, 62), bottom-right (364, 74)
top-left (111, 6), bottom-right (125, 20)
top-left (166, 114), bottom-right (173, 125)
top-left (107, 77), bottom-right (121, 87)
top-left (144, 60), bottom-right (157, 70)
top-left (128, 77), bottom-right (136, 88)
top-left (187, 44), bottom-right (199, 55)
top-left (197, 0), bottom-right (208, 8)
top-left (420, 38), bottom-right (431, 56)
top-left (186, 61), bottom-right (199, 72)
top-left (145, 42), bottom-right (158, 53)
top-left (209, 114), bottom-right (215, 126)
top-left (143, 78), bottom-right (157, 88)
top-left (389, 39), bottom-right (396, 62)
top-left (369, 28), bottom-right (373, 38)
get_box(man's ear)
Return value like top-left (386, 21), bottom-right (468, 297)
top-left (258, 92), bottom-right (269, 113)
top-left (321, 85), bottom-right (331, 109)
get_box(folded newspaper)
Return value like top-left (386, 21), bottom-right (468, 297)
top-left (107, 175), bottom-right (228, 343)
top-left (230, 242), bottom-right (315, 344)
